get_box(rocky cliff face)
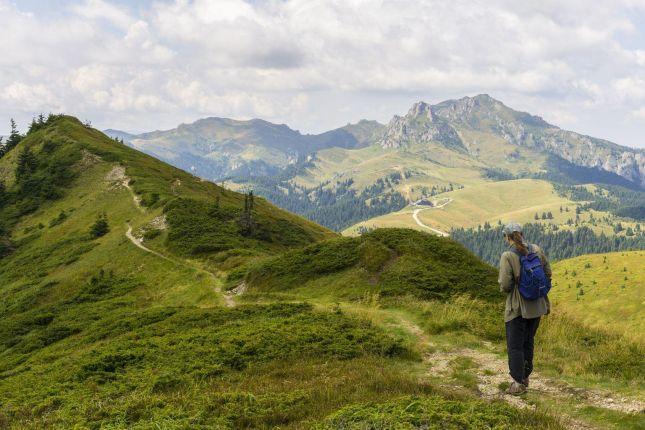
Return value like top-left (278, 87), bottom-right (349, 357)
top-left (378, 102), bottom-right (465, 152)
top-left (378, 95), bottom-right (645, 187)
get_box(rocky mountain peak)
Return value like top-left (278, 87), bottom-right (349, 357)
top-left (407, 101), bottom-right (434, 120)
top-left (378, 101), bottom-right (465, 151)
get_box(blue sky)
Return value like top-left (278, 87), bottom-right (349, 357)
top-left (1, 0), bottom-right (644, 148)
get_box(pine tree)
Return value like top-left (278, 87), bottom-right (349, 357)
top-left (240, 191), bottom-right (255, 235)
top-left (534, 212), bottom-right (539, 220)
top-left (3, 119), bottom-right (22, 156)
top-left (15, 147), bottom-right (37, 180)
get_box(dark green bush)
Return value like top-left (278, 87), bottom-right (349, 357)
top-left (48, 210), bottom-right (67, 227)
top-left (89, 213), bottom-right (109, 238)
top-left (142, 228), bottom-right (161, 240)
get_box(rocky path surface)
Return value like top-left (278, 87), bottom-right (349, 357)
top-left (106, 165), bottom-right (143, 211)
top-left (399, 318), bottom-right (643, 430)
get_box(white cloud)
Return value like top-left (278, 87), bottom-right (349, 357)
top-left (71, 0), bottom-right (134, 29)
top-left (633, 107), bottom-right (645, 119)
top-left (0, 0), bottom-right (644, 147)
top-left (1, 82), bottom-right (57, 110)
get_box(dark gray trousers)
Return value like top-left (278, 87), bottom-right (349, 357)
top-left (505, 316), bottom-right (541, 384)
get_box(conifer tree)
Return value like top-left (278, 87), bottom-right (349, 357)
top-left (3, 119), bottom-right (22, 156)
top-left (15, 147), bottom-right (37, 180)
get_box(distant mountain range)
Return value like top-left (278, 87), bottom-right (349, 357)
top-left (106, 94), bottom-right (644, 188)
top-left (106, 118), bottom-right (384, 179)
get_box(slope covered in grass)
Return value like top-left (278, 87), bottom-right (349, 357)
top-left (550, 250), bottom-right (644, 341)
top-left (236, 228), bottom-right (499, 302)
top-left (0, 116), bottom-right (372, 428)
top-left (345, 178), bottom-right (617, 235)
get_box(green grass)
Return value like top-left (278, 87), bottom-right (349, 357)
top-left (551, 251), bottom-right (644, 341)
top-left (314, 395), bottom-right (564, 429)
top-left (238, 228), bottom-right (499, 302)
top-left (0, 116), bottom-right (642, 429)
top-left (0, 303), bottom-right (415, 428)
top-left (344, 178), bottom-right (638, 237)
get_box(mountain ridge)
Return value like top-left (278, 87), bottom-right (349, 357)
top-left (105, 95), bottom-right (644, 188)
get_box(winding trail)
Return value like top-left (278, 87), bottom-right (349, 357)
top-left (109, 164), bottom-right (237, 307)
top-left (126, 225), bottom-right (173, 263)
top-left (411, 198), bottom-right (452, 237)
top-left (397, 316), bottom-right (643, 430)
top-left (125, 224), bottom-right (236, 307)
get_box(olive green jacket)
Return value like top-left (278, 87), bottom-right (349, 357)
top-left (498, 243), bottom-right (551, 322)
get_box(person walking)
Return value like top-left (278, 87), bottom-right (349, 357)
top-left (498, 222), bottom-right (552, 395)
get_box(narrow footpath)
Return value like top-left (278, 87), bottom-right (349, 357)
top-left (109, 164), bottom-right (237, 307)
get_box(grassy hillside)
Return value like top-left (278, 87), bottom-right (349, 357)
top-left (0, 116), bottom-right (642, 429)
top-left (234, 228), bottom-right (499, 303)
top-left (236, 228), bottom-right (644, 429)
top-left (551, 251), bottom-right (644, 342)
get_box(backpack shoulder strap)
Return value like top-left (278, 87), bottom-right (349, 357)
top-left (507, 249), bottom-right (522, 286)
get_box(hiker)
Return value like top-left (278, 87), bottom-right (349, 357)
top-left (499, 222), bottom-right (551, 395)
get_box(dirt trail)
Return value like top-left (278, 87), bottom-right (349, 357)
top-left (126, 225), bottom-right (174, 263)
top-left (410, 198), bottom-right (452, 237)
top-left (111, 163), bottom-right (237, 307)
top-left (125, 224), bottom-right (237, 307)
top-left (398, 317), bottom-right (643, 429)
top-left (106, 165), bottom-right (143, 211)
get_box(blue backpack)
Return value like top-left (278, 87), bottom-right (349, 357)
top-left (512, 245), bottom-right (551, 300)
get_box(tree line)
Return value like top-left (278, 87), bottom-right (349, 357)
top-left (233, 172), bottom-right (408, 231)
top-left (450, 223), bottom-right (645, 266)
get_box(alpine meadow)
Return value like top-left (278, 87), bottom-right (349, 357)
top-left (1, 1), bottom-right (645, 430)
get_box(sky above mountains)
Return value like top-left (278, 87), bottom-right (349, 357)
top-left (1, 0), bottom-right (644, 148)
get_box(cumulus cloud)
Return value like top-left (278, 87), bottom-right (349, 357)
top-left (0, 0), bottom-right (644, 147)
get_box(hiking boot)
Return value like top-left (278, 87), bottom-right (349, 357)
top-left (522, 377), bottom-right (529, 388)
top-left (505, 381), bottom-right (527, 395)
